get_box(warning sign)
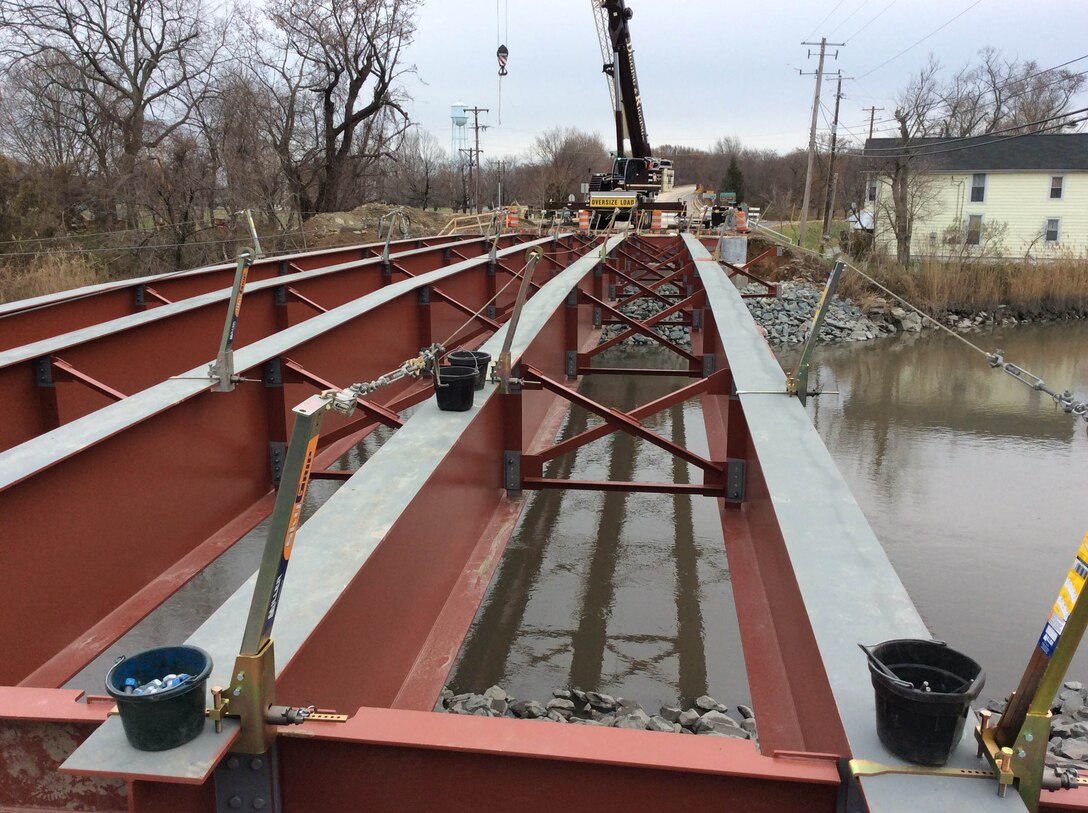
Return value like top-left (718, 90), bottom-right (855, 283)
top-left (588, 195), bottom-right (638, 209)
top-left (1039, 534), bottom-right (1088, 657)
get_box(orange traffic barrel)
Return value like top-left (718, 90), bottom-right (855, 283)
top-left (507, 209), bottom-right (519, 229)
top-left (735, 209), bottom-right (749, 233)
top-left (651, 210), bottom-right (662, 230)
top-left (578, 210), bottom-right (590, 231)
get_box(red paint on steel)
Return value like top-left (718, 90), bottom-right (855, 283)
top-left (523, 477), bottom-right (725, 496)
top-left (0, 237), bottom-right (509, 353)
top-left (391, 497), bottom-right (527, 710)
top-left (0, 718), bottom-right (127, 811)
top-left (576, 366), bottom-right (698, 377)
top-left (274, 709), bottom-right (839, 813)
top-left (697, 299), bottom-right (851, 758)
top-left (0, 241), bottom-right (509, 452)
top-left (52, 357), bottom-right (128, 401)
top-left (19, 494), bottom-right (276, 689)
top-left (5, 246), bottom-right (543, 684)
top-left (536, 372), bottom-right (717, 464)
top-left (272, 394), bottom-right (508, 712)
top-left (274, 283), bottom-right (579, 713)
top-left (0, 383), bottom-right (274, 685)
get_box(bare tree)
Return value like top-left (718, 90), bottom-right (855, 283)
top-left (938, 48), bottom-right (1087, 137)
top-left (0, 0), bottom-right (229, 194)
top-left (885, 58), bottom-right (945, 266)
top-left (256, 0), bottom-right (420, 214)
top-left (532, 127), bottom-right (608, 205)
top-left (390, 128), bottom-right (446, 209)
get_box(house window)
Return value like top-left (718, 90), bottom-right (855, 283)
top-left (1050, 176), bottom-right (1064, 199)
top-left (966, 215), bottom-right (982, 245)
top-left (867, 180), bottom-right (878, 202)
top-left (970, 173), bottom-right (986, 202)
top-left (1045, 218), bottom-right (1060, 243)
top-left (928, 232), bottom-right (938, 246)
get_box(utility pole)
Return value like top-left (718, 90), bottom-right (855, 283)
top-left (798, 38), bottom-right (843, 249)
top-left (821, 75), bottom-right (845, 241)
top-left (464, 106), bottom-right (489, 213)
top-left (864, 106), bottom-right (885, 140)
top-left (497, 159), bottom-right (506, 209)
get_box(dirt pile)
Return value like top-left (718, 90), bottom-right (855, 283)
top-left (745, 234), bottom-right (830, 282)
top-left (303, 203), bottom-right (451, 248)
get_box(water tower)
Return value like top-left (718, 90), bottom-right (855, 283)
top-left (451, 102), bottom-right (469, 163)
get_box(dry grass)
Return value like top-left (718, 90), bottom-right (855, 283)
top-left (850, 255), bottom-right (1088, 316)
top-left (0, 252), bottom-right (105, 304)
top-left (748, 236), bottom-right (1088, 316)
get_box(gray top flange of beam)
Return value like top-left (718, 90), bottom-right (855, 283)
top-left (683, 234), bottom-right (1023, 812)
top-left (0, 236), bottom-right (552, 491)
top-left (0, 235), bottom-right (427, 318)
top-left (60, 233), bottom-right (624, 783)
top-left (0, 236), bottom-right (494, 370)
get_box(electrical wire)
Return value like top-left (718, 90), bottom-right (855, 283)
top-left (846, 57), bottom-right (1088, 133)
top-left (855, 0), bottom-right (983, 80)
top-left (844, 0), bottom-right (896, 42)
top-left (828, 0), bottom-right (868, 38)
top-left (845, 109), bottom-right (1088, 159)
top-left (803, 1), bottom-right (846, 43)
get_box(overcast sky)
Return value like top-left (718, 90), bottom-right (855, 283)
top-left (401, 0), bottom-right (1088, 161)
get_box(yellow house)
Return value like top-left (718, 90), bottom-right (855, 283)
top-left (864, 133), bottom-right (1088, 260)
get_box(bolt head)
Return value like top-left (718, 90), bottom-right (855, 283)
top-left (252, 799), bottom-right (266, 810)
top-left (250, 757), bottom-right (264, 770)
top-left (228, 795), bottom-right (243, 809)
top-left (227, 757), bottom-right (240, 770)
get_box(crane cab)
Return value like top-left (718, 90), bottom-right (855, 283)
top-left (589, 155), bottom-right (674, 198)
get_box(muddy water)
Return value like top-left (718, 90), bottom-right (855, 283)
top-left (448, 347), bottom-right (750, 711)
top-left (783, 321), bottom-right (1088, 700)
top-left (451, 322), bottom-right (1088, 709)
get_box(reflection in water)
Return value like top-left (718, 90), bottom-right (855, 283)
top-left (787, 321), bottom-right (1088, 699)
top-left (450, 348), bottom-right (748, 712)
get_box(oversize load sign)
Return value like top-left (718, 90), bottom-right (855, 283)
top-left (1039, 534), bottom-right (1088, 657)
top-left (589, 195), bottom-right (637, 208)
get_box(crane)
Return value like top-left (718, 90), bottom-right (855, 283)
top-left (586, 0), bottom-right (674, 220)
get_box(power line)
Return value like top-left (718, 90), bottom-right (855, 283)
top-left (855, 0), bottom-right (983, 80)
top-left (852, 107), bottom-right (1088, 153)
top-left (846, 56), bottom-right (1088, 132)
top-left (828, 0), bottom-right (869, 37)
top-left (847, 113), bottom-right (1088, 161)
top-left (803, 1), bottom-right (846, 42)
top-left (844, 0), bottom-right (897, 42)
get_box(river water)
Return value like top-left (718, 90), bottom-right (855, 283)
top-left (789, 321), bottom-right (1088, 700)
top-left (451, 322), bottom-right (1088, 709)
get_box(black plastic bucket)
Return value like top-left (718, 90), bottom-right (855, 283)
top-left (447, 350), bottom-right (492, 390)
top-left (860, 639), bottom-right (985, 766)
top-left (434, 365), bottom-right (476, 412)
top-left (105, 645), bottom-right (212, 751)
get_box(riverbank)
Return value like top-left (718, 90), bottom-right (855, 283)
top-left (748, 233), bottom-right (1088, 326)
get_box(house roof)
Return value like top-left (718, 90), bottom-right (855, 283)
top-left (862, 133), bottom-right (1088, 171)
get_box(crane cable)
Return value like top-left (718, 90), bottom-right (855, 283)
top-left (496, 0), bottom-right (509, 124)
top-left (749, 223), bottom-right (1088, 431)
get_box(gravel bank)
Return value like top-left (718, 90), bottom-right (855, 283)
top-left (439, 686), bottom-right (757, 741)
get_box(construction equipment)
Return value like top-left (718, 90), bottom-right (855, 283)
top-left (585, 0), bottom-right (675, 221)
